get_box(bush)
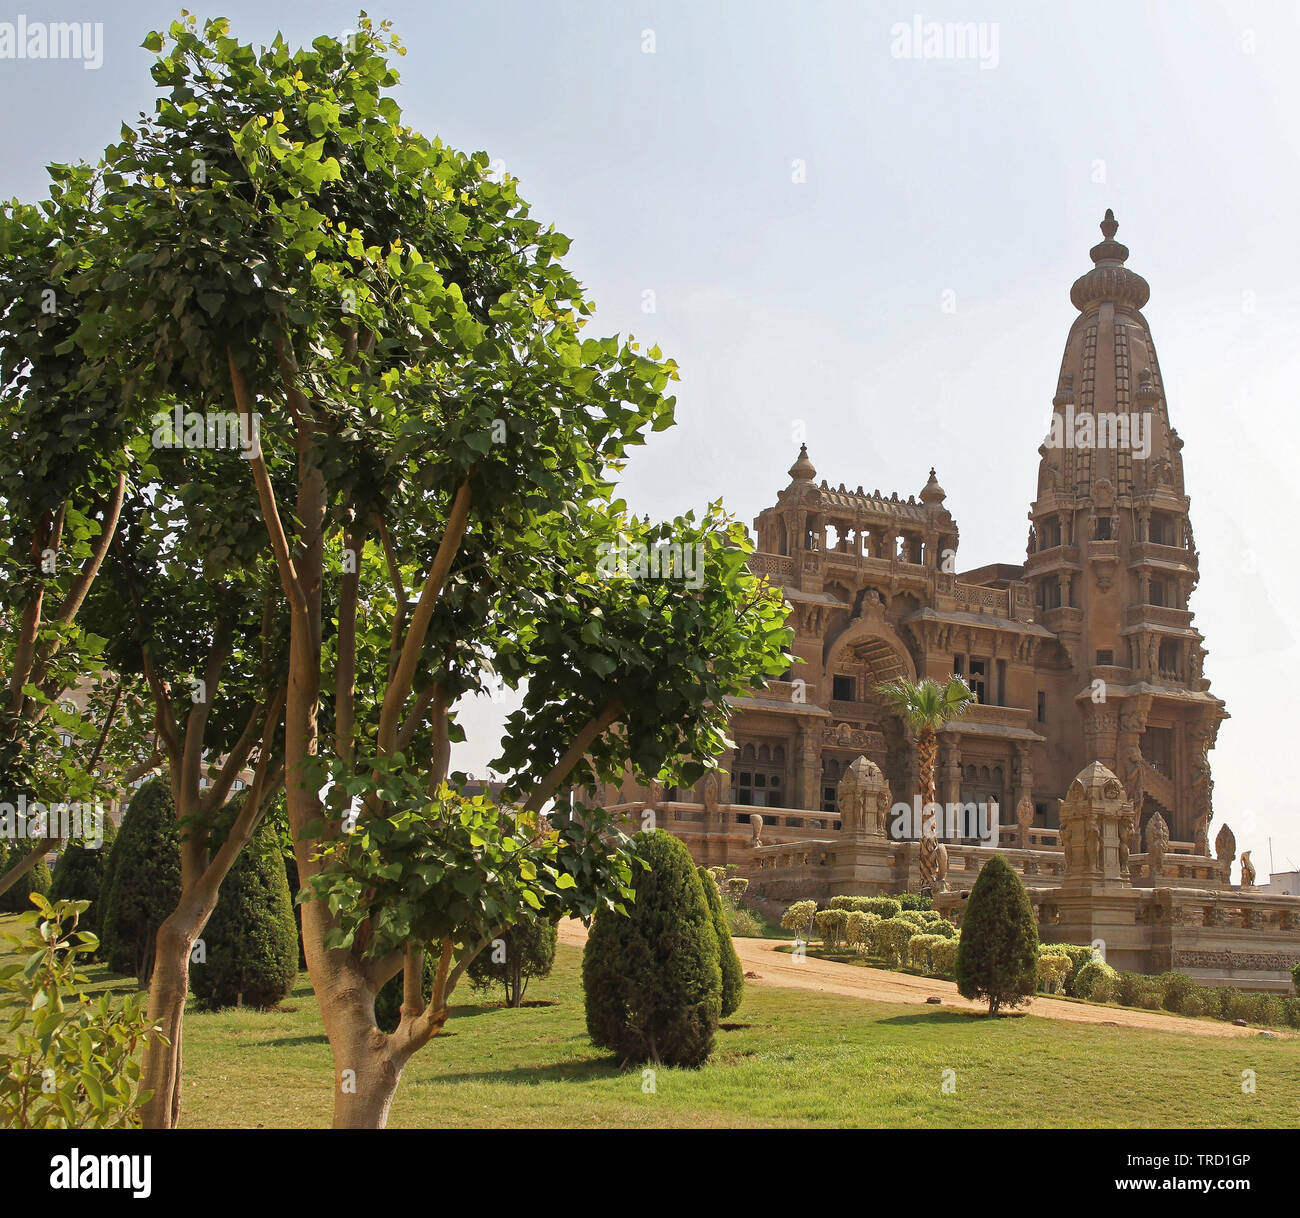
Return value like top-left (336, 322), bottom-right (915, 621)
top-left (0, 896), bottom-right (164, 1128)
top-left (929, 936), bottom-right (959, 975)
top-left (896, 909), bottom-right (929, 930)
top-left (1038, 942), bottom-right (1099, 997)
top-left (1293, 961), bottom-right (1300, 997)
top-left (467, 916), bottom-right (559, 1008)
top-left (872, 917), bottom-right (916, 968)
top-left (908, 933), bottom-right (952, 975)
top-left (698, 867), bottom-right (744, 1017)
top-left (725, 877), bottom-right (749, 901)
top-left (780, 899), bottom-right (817, 938)
top-left (895, 892), bottom-right (933, 912)
top-left (814, 908), bottom-right (849, 947)
top-left (844, 911), bottom-right (880, 954)
top-left (189, 805), bottom-right (299, 1012)
top-left (1155, 971), bottom-right (1197, 1014)
top-left (829, 895), bottom-right (902, 919)
top-left (1281, 996), bottom-right (1300, 1029)
top-left (99, 778), bottom-right (181, 984)
top-left (955, 854), bottom-right (1039, 1015)
top-left (0, 844), bottom-right (51, 916)
top-left (728, 906), bottom-right (763, 938)
top-left (925, 918), bottom-right (957, 939)
top-left (1072, 959), bottom-right (1117, 1000)
top-left (1037, 954), bottom-right (1072, 994)
top-left (583, 830), bottom-right (722, 1067)
top-left (48, 815), bottom-right (118, 947)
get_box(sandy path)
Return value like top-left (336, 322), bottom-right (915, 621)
top-left (558, 920), bottom-right (1277, 1039)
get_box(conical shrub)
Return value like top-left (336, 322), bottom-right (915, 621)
top-left (955, 853), bottom-right (1039, 1015)
top-left (698, 866), bottom-right (744, 1017)
top-left (583, 830), bottom-right (721, 1067)
top-left (190, 798), bottom-right (298, 1011)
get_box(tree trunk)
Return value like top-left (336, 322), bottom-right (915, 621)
top-left (139, 895), bottom-right (217, 1129)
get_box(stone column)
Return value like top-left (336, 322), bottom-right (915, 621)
top-left (793, 720), bottom-right (821, 812)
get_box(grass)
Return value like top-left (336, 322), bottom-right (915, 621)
top-left (4, 912), bottom-right (1299, 1128)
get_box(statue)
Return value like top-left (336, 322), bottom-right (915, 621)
top-left (700, 770), bottom-right (721, 824)
top-left (748, 812), bottom-right (764, 848)
top-left (1240, 850), bottom-right (1256, 888)
top-left (1215, 823), bottom-right (1236, 873)
top-left (1016, 795), bottom-right (1034, 846)
top-left (935, 841), bottom-right (950, 893)
top-left (1060, 817), bottom-right (1078, 873)
top-left (1118, 812), bottom-right (1133, 873)
top-left (1145, 810), bottom-right (1170, 874)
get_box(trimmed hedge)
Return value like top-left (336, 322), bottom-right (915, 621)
top-left (1037, 954), bottom-right (1071, 994)
top-left (1037, 942), bottom-right (1099, 997)
top-left (48, 815), bottom-right (118, 951)
top-left (955, 854), bottom-right (1038, 1015)
top-left (189, 806), bottom-right (298, 1012)
top-left (0, 844), bottom-right (52, 915)
top-left (583, 830), bottom-right (722, 1067)
top-left (908, 933), bottom-right (957, 975)
top-left (828, 895), bottom-right (902, 919)
top-left (467, 917), bottom-right (559, 1008)
top-left (1072, 959), bottom-right (1117, 1000)
top-left (100, 778), bottom-right (181, 984)
top-left (780, 900), bottom-right (817, 937)
top-left (698, 867), bottom-right (744, 1017)
top-left (872, 917), bottom-right (915, 968)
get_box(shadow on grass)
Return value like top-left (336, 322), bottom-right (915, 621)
top-left (418, 1053), bottom-right (626, 1086)
top-left (248, 1033), bottom-right (330, 1048)
top-left (875, 1008), bottom-right (1027, 1025)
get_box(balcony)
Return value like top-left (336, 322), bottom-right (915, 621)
top-left (1129, 541), bottom-right (1195, 570)
top-left (1124, 604), bottom-right (1193, 631)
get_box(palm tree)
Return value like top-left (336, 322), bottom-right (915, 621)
top-left (876, 675), bottom-right (978, 892)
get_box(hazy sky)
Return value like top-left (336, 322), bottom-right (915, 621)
top-left (4, 1), bottom-right (1299, 874)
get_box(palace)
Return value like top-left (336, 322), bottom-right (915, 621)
top-left (602, 211), bottom-right (1300, 989)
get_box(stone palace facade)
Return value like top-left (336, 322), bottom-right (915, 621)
top-left (601, 212), bottom-right (1300, 990)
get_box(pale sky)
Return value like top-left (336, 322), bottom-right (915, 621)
top-left (4, 1), bottom-right (1299, 875)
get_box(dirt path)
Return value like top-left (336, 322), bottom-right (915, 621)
top-left (558, 920), bottom-right (1276, 1039)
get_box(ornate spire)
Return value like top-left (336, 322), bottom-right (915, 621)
top-left (787, 443), bottom-right (816, 483)
top-left (919, 467), bottom-right (946, 505)
top-left (1070, 209), bottom-right (1150, 313)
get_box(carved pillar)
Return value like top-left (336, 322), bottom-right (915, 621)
top-left (794, 720), bottom-right (821, 811)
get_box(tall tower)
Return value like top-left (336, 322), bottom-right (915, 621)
top-left (1024, 211), bottom-right (1227, 847)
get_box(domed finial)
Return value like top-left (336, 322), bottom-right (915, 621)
top-left (787, 443), bottom-right (817, 483)
top-left (920, 467), bottom-right (946, 505)
top-left (1100, 208), bottom-right (1118, 240)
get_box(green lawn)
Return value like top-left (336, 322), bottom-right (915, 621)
top-left (4, 913), bottom-right (1298, 1128)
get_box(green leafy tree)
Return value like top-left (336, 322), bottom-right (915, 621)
top-left (955, 854), bottom-right (1039, 1015)
top-left (189, 801), bottom-right (297, 1010)
top-left (466, 916), bottom-right (558, 1008)
top-left (48, 812), bottom-right (117, 943)
top-left (698, 866), bottom-right (744, 1017)
top-left (0, 896), bottom-right (165, 1128)
top-left (877, 676), bottom-right (976, 890)
top-left (99, 777), bottom-right (181, 984)
top-left (583, 831), bottom-right (722, 1067)
top-left (59, 14), bottom-right (788, 1128)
